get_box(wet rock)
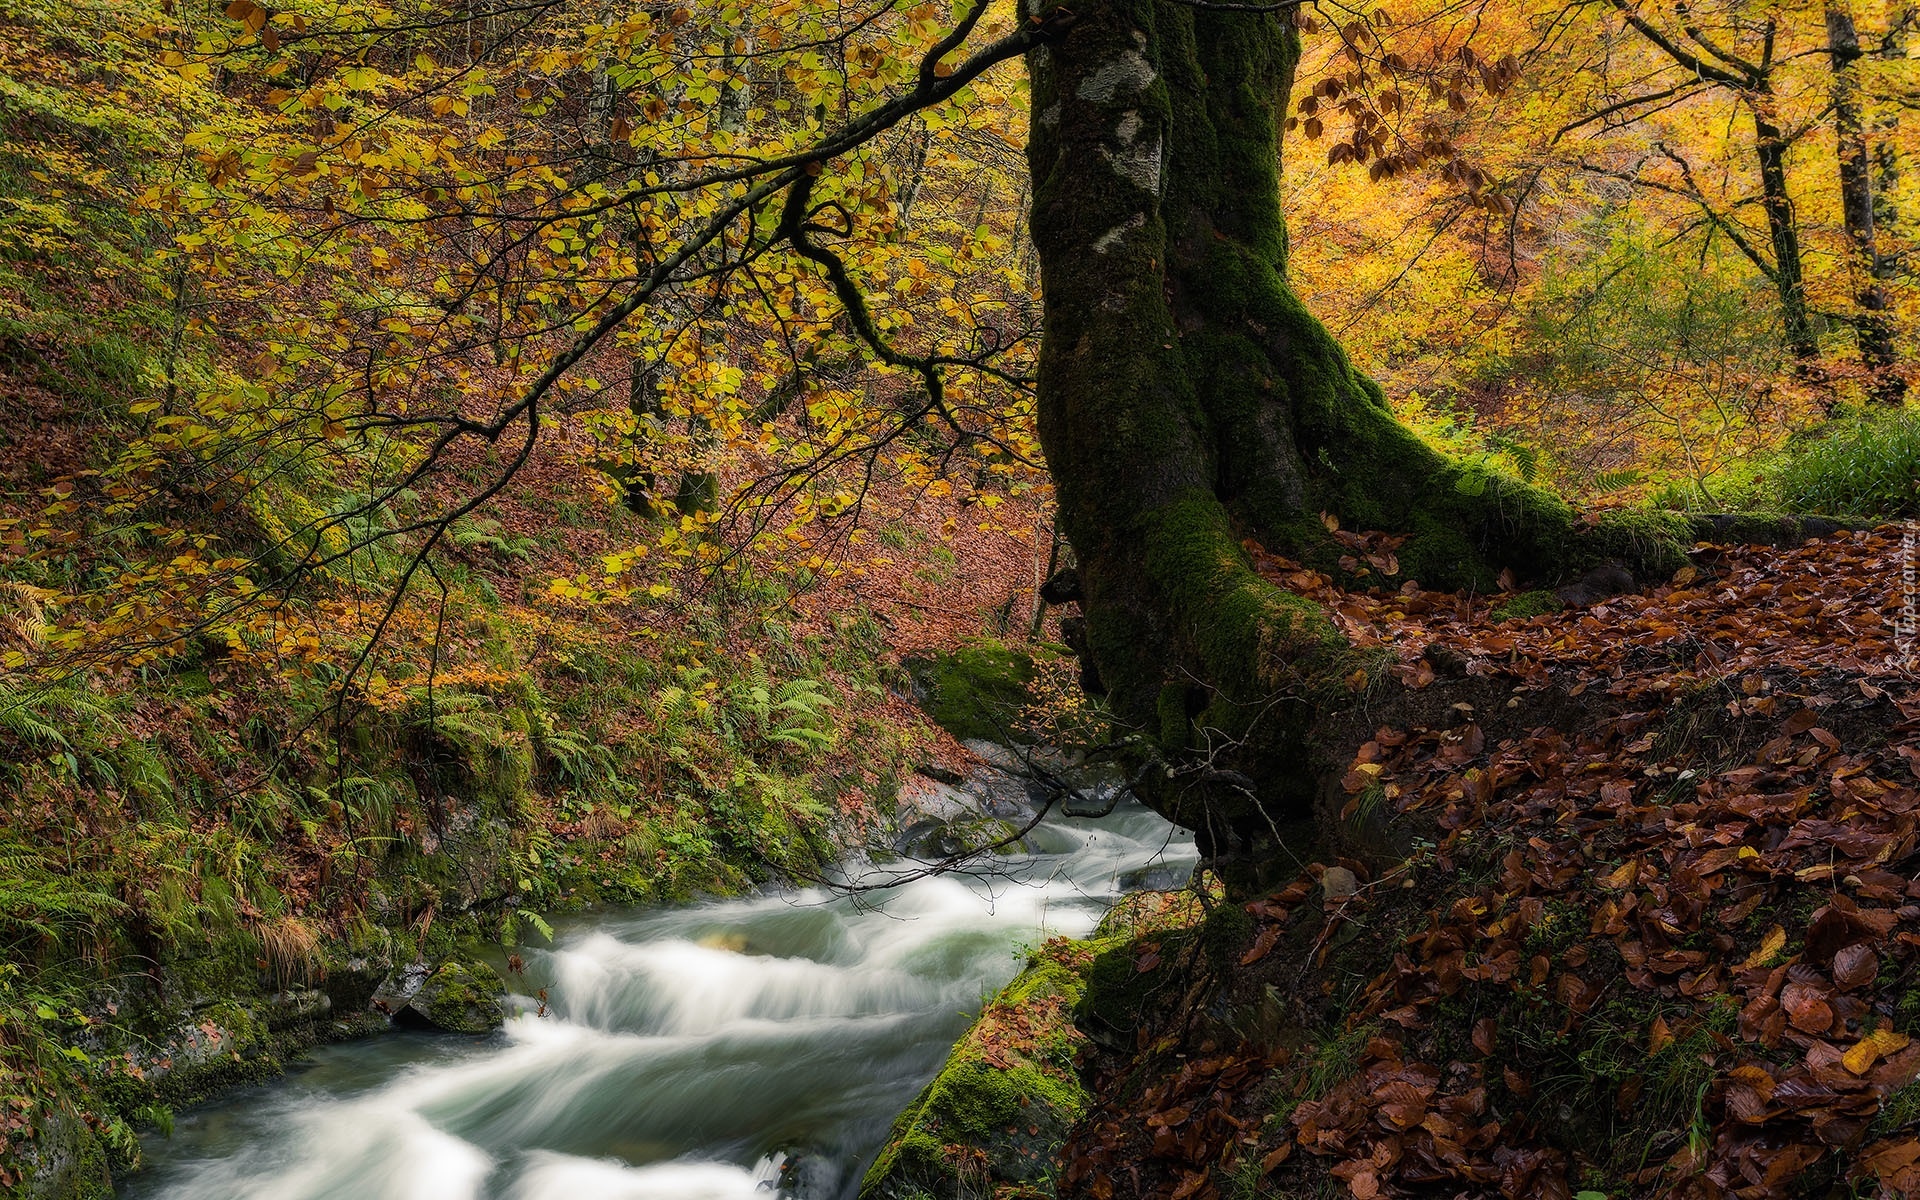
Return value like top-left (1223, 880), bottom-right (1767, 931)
top-left (892, 778), bottom-right (976, 827)
top-left (860, 956), bottom-right (1091, 1200)
top-left (1555, 563), bottom-right (1637, 608)
top-left (895, 816), bottom-right (1029, 860)
top-left (261, 987), bottom-right (331, 1031)
top-left (967, 769), bottom-right (1039, 819)
top-left (959, 738), bottom-right (1026, 774)
top-left (120, 1000), bottom-right (293, 1110)
top-left (323, 955), bottom-right (389, 1013)
top-left (1117, 862), bottom-right (1190, 892)
top-left (398, 960), bottom-right (505, 1034)
top-left (371, 961), bottom-right (432, 1015)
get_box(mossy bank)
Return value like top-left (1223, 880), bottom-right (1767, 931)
top-left (861, 891), bottom-right (1207, 1200)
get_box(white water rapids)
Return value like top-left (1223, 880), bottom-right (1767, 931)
top-left (123, 801), bottom-right (1193, 1200)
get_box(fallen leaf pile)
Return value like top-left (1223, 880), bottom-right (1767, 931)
top-left (1062, 528), bottom-right (1920, 1200)
top-left (1063, 1044), bottom-right (1285, 1200)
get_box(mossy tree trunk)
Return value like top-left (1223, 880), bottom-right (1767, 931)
top-left (1024, 0), bottom-right (1680, 868)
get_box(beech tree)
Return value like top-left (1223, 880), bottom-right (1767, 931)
top-left (1022, 0), bottom-right (1684, 870)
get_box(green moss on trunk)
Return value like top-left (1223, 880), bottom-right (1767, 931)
top-left (1026, 1), bottom-right (1687, 874)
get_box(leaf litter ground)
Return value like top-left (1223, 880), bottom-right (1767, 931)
top-left (1061, 526), bottom-right (1920, 1200)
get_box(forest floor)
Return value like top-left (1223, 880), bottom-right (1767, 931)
top-left (1056, 526), bottom-right (1920, 1200)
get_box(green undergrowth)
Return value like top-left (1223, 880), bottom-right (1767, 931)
top-left (1492, 589), bottom-right (1562, 622)
top-left (0, 182), bottom-right (929, 1197)
top-left (1644, 406), bottom-right (1920, 520)
top-left (1764, 407), bottom-right (1920, 518)
top-left (0, 560), bottom-right (930, 1179)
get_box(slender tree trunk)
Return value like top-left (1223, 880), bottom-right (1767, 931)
top-left (1025, 0), bottom-right (1682, 873)
top-left (1876, 7), bottom-right (1910, 238)
top-left (1874, 6), bottom-right (1911, 399)
top-left (893, 119), bottom-right (932, 228)
top-left (1827, 2), bottom-right (1900, 396)
top-left (1744, 93), bottom-right (1819, 359)
top-left (616, 360), bottom-right (663, 515)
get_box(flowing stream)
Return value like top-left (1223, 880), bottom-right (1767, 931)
top-left (123, 800), bottom-right (1193, 1200)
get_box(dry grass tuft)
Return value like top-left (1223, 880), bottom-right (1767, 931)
top-left (256, 915), bottom-right (325, 989)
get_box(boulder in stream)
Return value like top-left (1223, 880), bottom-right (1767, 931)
top-left (394, 960), bottom-right (506, 1034)
top-left (860, 950), bottom-right (1090, 1200)
top-left (894, 815), bottom-right (1031, 860)
top-left (862, 891), bottom-right (1208, 1200)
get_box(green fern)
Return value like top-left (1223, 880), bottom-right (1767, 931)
top-left (0, 842), bottom-right (126, 955)
top-left (450, 516), bottom-right (537, 561)
top-left (765, 678), bottom-right (835, 752)
top-left (1590, 467), bottom-right (1645, 494)
top-left (537, 727), bottom-right (617, 790)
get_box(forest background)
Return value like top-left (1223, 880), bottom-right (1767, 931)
top-left (0, 0), bottom-right (1914, 1189)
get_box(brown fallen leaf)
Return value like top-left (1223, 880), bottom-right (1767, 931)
top-left (1648, 1015), bottom-right (1673, 1055)
top-left (1240, 925), bottom-right (1281, 966)
top-left (1833, 943), bottom-right (1878, 991)
top-left (1471, 1018), bottom-right (1497, 1055)
top-left (1170, 1169), bottom-right (1210, 1200)
top-left (1782, 982), bottom-right (1836, 1034)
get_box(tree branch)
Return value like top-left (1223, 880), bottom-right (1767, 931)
top-left (1607, 0), bottom-right (1749, 86)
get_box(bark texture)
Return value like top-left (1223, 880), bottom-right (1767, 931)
top-left (1746, 94), bottom-right (1818, 360)
top-left (1024, 0), bottom-right (1684, 871)
top-left (1827, 2), bottom-right (1901, 395)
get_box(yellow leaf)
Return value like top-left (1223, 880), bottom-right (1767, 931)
top-left (1739, 926), bottom-right (1785, 971)
top-left (1843, 1028), bottom-right (1910, 1075)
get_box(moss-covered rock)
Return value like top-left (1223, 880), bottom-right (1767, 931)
top-left (905, 640), bottom-right (1041, 744)
top-left (1080, 900), bottom-right (1249, 1047)
top-left (864, 894), bottom-right (1207, 1200)
top-left (861, 951), bottom-right (1096, 1200)
top-left (15, 1104), bottom-right (112, 1200)
top-left (400, 960), bottom-right (505, 1035)
top-left (895, 815), bottom-right (1031, 860)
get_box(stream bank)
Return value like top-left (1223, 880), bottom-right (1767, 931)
top-left (116, 791), bottom-right (1195, 1199)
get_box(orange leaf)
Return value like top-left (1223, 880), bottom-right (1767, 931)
top-left (1240, 925), bottom-right (1281, 966)
top-left (1648, 1016), bottom-right (1673, 1056)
